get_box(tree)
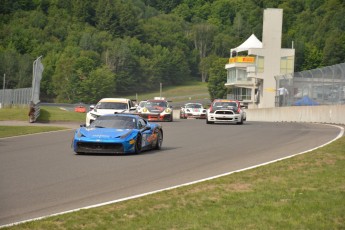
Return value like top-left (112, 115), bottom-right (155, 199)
top-left (95, 0), bottom-right (118, 34)
top-left (0, 49), bottom-right (20, 89)
top-left (207, 57), bottom-right (228, 100)
top-left (191, 23), bottom-right (217, 82)
top-left (79, 66), bottom-right (116, 103)
top-left (52, 50), bottom-right (78, 102)
top-left (301, 43), bottom-right (323, 70)
top-left (322, 30), bottom-right (345, 66)
top-left (71, 0), bottom-right (95, 25)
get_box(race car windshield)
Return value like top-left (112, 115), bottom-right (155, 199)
top-left (213, 102), bottom-right (238, 109)
top-left (96, 102), bottom-right (128, 110)
top-left (146, 101), bottom-right (167, 108)
top-left (186, 104), bottom-right (202, 109)
top-left (90, 116), bottom-right (137, 129)
top-left (139, 101), bottom-right (146, 107)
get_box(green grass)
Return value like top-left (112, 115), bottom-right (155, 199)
top-left (3, 137), bottom-right (345, 229)
top-left (0, 126), bottom-right (67, 138)
top-left (0, 106), bottom-right (85, 122)
top-left (0, 105), bottom-right (84, 137)
top-left (0, 106), bottom-right (30, 121)
top-left (38, 106), bottom-right (85, 122)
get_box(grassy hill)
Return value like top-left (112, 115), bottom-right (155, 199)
top-left (122, 81), bottom-right (209, 102)
top-left (120, 81), bottom-right (211, 108)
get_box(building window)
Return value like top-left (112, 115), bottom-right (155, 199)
top-left (237, 68), bottom-right (247, 81)
top-left (280, 56), bottom-right (294, 74)
top-left (233, 88), bottom-right (252, 101)
top-left (227, 68), bottom-right (252, 83)
top-left (257, 56), bottom-right (264, 73)
top-left (227, 69), bottom-right (236, 83)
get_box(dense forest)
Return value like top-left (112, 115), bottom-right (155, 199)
top-left (0, 0), bottom-right (344, 103)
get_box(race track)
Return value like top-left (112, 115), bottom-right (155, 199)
top-left (0, 120), bottom-right (342, 226)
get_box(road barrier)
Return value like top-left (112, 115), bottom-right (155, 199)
top-left (173, 105), bottom-right (345, 125)
top-left (246, 105), bottom-right (345, 125)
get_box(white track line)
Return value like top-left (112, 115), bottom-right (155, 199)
top-left (1, 124), bottom-right (343, 228)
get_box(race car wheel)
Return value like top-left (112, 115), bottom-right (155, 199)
top-left (237, 118), bottom-right (243, 125)
top-left (154, 130), bottom-right (163, 150)
top-left (135, 134), bottom-right (142, 154)
top-left (206, 118), bottom-right (214, 124)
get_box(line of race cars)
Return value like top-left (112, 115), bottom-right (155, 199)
top-left (72, 97), bottom-right (246, 155)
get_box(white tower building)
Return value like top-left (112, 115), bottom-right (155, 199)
top-left (225, 8), bottom-right (295, 108)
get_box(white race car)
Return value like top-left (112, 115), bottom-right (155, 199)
top-left (86, 98), bottom-right (137, 126)
top-left (136, 100), bottom-right (147, 113)
top-left (180, 103), bottom-right (206, 119)
top-left (206, 99), bottom-right (245, 125)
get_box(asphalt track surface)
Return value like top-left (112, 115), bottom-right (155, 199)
top-left (0, 120), bottom-right (343, 226)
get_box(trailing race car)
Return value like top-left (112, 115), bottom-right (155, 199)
top-left (86, 98), bottom-right (137, 126)
top-left (136, 100), bottom-right (147, 113)
top-left (138, 98), bottom-right (173, 122)
top-left (206, 99), bottom-right (245, 124)
top-left (180, 103), bottom-right (207, 119)
top-left (72, 114), bottom-right (163, 155)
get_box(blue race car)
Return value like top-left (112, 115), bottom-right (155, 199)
top-left (72, 114), bottom-right (163, 154)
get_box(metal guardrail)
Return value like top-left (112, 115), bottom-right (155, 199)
top-left (0, 88), bottom-right (32, 107)
top-left (28, 102), bottom-right (40, 123)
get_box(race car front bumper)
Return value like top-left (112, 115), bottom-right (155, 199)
top-left (207, 111), bottom-right (241, 123)
top-left (139, 113), bottom-right (172, 121)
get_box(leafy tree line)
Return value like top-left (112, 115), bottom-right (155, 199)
top-left (0, 0), bottom-right (344, 103)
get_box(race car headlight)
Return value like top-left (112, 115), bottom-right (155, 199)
top-left (165, 108), bottom-right (171, 113)
top-left (142, 108), bottom-right (148, 113)
top-left (129, 139), bottom-right (136, 145)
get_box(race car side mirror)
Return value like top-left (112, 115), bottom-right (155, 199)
top-left (142, 126), bottom-right (151, 131)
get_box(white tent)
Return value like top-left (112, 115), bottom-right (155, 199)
top-left (231, 34), bottom-right (262, 54)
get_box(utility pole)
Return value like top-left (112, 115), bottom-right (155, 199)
top-left (160, 83), bottom-right (162, 98)
top-left (2, 73), bottom-right (5, 108)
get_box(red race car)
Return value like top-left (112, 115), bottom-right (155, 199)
top-left (138, 98), bottom-right (173, 122)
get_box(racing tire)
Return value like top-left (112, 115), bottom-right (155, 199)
top-left (206, 117), bottom-right (214, 124)
top-left (154, 130), bottom-right (163, 150)
top-left (237, 118), bottom-right (243, 125)
top-left (135, 134), bottom-right (142, 154)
